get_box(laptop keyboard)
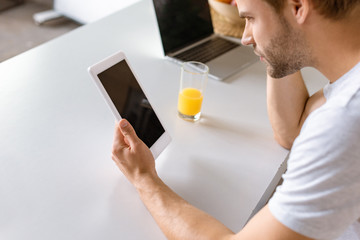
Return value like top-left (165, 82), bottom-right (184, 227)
top-left (173, 37), bottom-right (239, 63)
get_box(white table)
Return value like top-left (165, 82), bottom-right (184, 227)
top-left (0, 0), bottom-right (327, 239)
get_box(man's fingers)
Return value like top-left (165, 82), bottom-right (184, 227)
top-left (113, 120), bottom-right (128, 153)
top-left (119, 119), bottom-right (139, 148)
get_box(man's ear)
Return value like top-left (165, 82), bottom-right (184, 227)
top-left (288, 0), bottom-right (310, 24)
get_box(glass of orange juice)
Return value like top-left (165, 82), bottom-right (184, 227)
top-left (178, 61), bottom-right (209, 122)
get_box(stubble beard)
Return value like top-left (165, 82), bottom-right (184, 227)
top-left (262, 17), bottom-right (311, 79)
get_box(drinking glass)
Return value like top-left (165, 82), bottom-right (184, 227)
top-left (177, 61), bottom-right (209, 122)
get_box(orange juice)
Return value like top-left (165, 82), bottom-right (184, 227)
top-left (178, 88), bottom-right (203, 116)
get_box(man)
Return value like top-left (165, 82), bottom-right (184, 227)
top-left (112, 0), bottom-right (360, 239)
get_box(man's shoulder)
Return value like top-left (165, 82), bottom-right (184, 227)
top-left (321, 62), bottom-right (360, 109)
top-left (302, 98), bottom-right (360, 134)
top-left (293, 92), bottom-right (360, 157)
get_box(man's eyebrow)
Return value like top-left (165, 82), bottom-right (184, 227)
top-left (238, 11), bottom-right (252, 18)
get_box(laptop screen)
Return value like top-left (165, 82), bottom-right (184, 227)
top-left (152, 0), bottom-right (214, 55)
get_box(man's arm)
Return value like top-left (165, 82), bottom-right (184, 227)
top-left (112, 119), bottom-right (313, 240)
top-left (267, 71), bottom-right (326, 149)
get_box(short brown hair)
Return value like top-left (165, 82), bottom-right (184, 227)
top-left (262, 0), bottom-right (360, 20)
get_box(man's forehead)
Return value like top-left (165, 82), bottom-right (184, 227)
top-left (236, 0), bottom-right (273, 16)
top-left (236, 0), bottom-right (261, 12)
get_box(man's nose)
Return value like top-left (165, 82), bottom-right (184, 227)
top-left (241, 25), bottom-right (253, 46)
top-left (241, 36), bottom-right (253, 46)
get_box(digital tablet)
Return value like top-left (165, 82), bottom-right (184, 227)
top-left (88, 51), bottom-right (171, 159)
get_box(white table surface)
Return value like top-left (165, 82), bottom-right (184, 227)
top-left (0, 0), bottom-right (327, 239)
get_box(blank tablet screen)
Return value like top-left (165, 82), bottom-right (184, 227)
top-left (97, 60), bottom-right (165, 148)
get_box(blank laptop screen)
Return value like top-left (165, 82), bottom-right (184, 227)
top-left (152, 0), bottom-right (214, 54)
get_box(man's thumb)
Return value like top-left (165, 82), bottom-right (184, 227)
top-left (119, 119), bottom-right (138, 146)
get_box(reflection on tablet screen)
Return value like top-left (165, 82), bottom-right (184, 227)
top-left (97, 60), bottom-right (165, 148)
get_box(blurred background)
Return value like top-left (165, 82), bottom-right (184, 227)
top-left (0, 0), bottom-right (140, 62)
top-left (0, 0), bottom-right (242, 63)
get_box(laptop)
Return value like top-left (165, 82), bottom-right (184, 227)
top-left (152, 0), bottom-right (258, 81)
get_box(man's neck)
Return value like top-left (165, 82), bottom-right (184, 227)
top-left (307, 11), bottom-right (360, 83)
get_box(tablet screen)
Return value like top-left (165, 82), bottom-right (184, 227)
top-left (97, 60), bottom-right (165, 148)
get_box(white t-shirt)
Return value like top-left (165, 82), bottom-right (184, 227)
top-left (269, 62), bottom-right (360, 240)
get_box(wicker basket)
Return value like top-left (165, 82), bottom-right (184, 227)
top-left (209, 1), bottom-right (245, 39)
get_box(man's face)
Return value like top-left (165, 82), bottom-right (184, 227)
top-left (237, 0), bottom-right (310, 78)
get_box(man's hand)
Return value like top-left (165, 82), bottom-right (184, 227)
top-left (111, 119), bottom-right (157, 187)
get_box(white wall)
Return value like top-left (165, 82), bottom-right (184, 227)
top-left (54, 0), bottom-right (141, 24)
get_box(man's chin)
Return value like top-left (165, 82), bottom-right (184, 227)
top-left (267, 66), bottom-right (300, 79)
top-left (267, 66), bottom-right (287, 79)
top-left (264, 60), bottom-right (289, 78)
